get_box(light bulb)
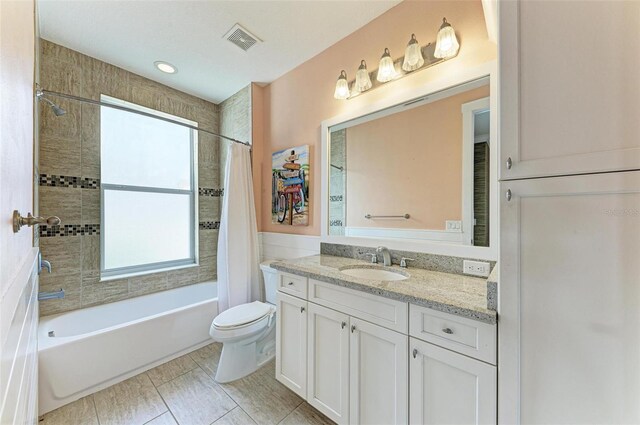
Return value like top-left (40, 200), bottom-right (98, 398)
top-left (402, 34), bottom-right (424, 72)
top-left (334, 70), bottom-right (350, 100)
top-left (355, 60), bottom-right (372, 92)
top-left (434, 18), bottom-right (460, 59)
top-left (376, 48), bottom-right (396, 83)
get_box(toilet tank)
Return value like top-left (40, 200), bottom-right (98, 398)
top-left (260, 261), bottom-right (279, 305)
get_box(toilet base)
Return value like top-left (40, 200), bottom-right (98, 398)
top-left (214, 325), bottom-right (275, 383)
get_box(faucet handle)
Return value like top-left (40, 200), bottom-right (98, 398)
top-left (400, 257), bottom-right (415, 268)
top-left (365, 253), bottom-right (378, 264)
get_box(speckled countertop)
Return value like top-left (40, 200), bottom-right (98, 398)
top-left (270, 255), bottom-right (497, 324)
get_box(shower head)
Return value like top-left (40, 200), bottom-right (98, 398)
top-left (36, 90), bottom-right (66, 116)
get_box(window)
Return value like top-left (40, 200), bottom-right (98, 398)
top-left (100, 95), bottom-right (198, 278)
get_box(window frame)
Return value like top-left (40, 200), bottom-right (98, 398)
top-left (99, 95), bottom-right (199, 280)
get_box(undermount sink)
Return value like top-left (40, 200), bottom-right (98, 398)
top-left (339, 266), bottom-right (409, 281)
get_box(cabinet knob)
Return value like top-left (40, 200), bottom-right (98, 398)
top-left (341, 321), bottom-right (346, 329)
top-left (442, 328), bottom-right (454, 334)
top-left (300, 306), bottom-right (305, 313)
top-left (506, 156), bottom-right (513, 170)
top-left (412, 348), bottom-right (418, 359)
top-left (505, 189), bottom-right (512, 202)
top-left (351, 325), bottom-right (356, 333)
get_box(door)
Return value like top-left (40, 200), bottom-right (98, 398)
top-left (500, 0), bottom-right (640, 180)
top-left (307, 303), bottom-right (349, 424)
top-left (349, 317), bottom-right (408, 425)
top-left (275, 292), bottom-right (307, 397)
top-left (500, 172), bottom-right (640, 424)
top-left (409, 337), bottom-right (496, 425)
top-left (0, 0), bottom-right (40, 423)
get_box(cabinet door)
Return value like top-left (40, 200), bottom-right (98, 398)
top-left (307, 303), bottom-right (349, 424)
top-left (275, 292), bottom-right (307, 398)
top-left (500, 0), bottom-right (640, 180)
top-left (500, 172), bottom-right (640, 424)
top-left (349, 317), bottom-right (408, 425)
top-left (409, 338), bottom-right (496, 425)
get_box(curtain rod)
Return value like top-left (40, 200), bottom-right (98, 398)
top-left (38, 89), bottom-right (252, 148)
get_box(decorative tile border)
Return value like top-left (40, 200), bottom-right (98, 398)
top-left (40, 174), bottom-right (100, 189)
top-left (39, 174), bottom-right (223, 195)
top-left (199, 188), bottom-right (224, 197)
top-left (199, 221), bottom-right (221, 230)
top-left (40, 224), bottom-right (100, 237)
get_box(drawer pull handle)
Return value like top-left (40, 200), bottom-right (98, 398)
top-left (341, 321), bottom-right (346, 329)
top-left (412, 348), bottom-right (418, 359)
top-left (351, 325), bottom-right (356, 333)
top-left (506, 156), bottom-right (513, 170)
top-left (300, 307), bottom-right (305, 313)
top-left (506, 189), bottom-right (512, 202)
top-left (287, 281), bottom-right (294, 286)
top-left (442, 328), bottom-right (454, 334)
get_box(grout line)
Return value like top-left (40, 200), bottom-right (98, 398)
top-left (90, 394), bottom-right (101, 425)
top-left (152, 375), bottom-right (181, 425)
top-left (142, 410), bottom-right (170, 425)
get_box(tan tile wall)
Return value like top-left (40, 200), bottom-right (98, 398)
top-left (38, 39), bottom-right (221, 316)
top-left (219, 84), bottom-right (252, 177)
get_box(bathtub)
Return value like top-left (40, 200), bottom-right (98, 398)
top-left (38, 281), bottom-right (218, 414)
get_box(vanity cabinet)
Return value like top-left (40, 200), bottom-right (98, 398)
top-left (500, 0), bottom-right (640, 180)
top-left (409, 337), bottom-right (496, 425)
top-left (275, 292), bottom-right (307, 398)
top-left (275, 273), bottom-right (496, 425)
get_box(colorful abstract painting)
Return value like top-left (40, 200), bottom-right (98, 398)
top-left (272, 145), bottom-right (310, 225)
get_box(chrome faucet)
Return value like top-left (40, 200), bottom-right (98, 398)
top-left (376, 246), bottom-right (392, 266)
top-left (38, 289), bottom-right (65, 301)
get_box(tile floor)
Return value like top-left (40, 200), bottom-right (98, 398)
top-left (40, 342), bottom-right (334, 425)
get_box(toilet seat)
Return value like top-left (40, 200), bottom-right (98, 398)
top-left (213, 301), bottom-right (274, 330)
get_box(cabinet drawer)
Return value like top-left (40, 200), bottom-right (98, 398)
top-left (409, 304), bottom-right (496, 364)
top-left (309, 279), bottom-right (407, 333)
top-left (278, 273), bottom-right (308, 299)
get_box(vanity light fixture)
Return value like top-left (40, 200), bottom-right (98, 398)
top-left (434, 18), bottom-right (460, 59)
top-left (334, 70), bottom-right (350, 100)
top-left (154, 61), bottom-right (177, 74)
top-left (402, 34), bottom-right (425, 72)
top-left (376, 48), bottom-right (397, 83)
top-left (354, 60), bottom-right (372, 93)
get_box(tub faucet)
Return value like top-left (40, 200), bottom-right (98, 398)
top-left (376, 246), bottom-right (392, 266)
top-left (38, 289), bottom-right (65, 301)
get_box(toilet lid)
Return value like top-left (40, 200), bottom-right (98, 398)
top-left (213, 301), bottom-right (273, 329)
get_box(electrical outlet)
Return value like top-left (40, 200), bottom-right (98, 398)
top-left (463, 260), bottom-right (491, 277)
top-left (446, 220), bottom-right (462, 232)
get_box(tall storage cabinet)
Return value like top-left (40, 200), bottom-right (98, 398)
top-left (499, 1), bottom-right (640, 423)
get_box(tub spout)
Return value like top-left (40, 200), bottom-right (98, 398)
top-left (38, 289), bottom-right (64, 301)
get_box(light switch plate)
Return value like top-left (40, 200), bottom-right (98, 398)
top-left (446, 220), bottom-right (462, 232)
top-left (463, 260), bottom-right (491, 277)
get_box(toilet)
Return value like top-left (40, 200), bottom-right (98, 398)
top-left (209, 261), bottom-right (278, 383)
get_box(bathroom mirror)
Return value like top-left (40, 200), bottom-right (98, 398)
top-left (321, 70), bottom-right (497, 259)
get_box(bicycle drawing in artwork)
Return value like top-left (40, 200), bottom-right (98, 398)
top-left (272, 145), bottom-right (310, 225)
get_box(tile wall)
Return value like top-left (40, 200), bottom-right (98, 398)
top-left (37, 40), bottom-right (223, 316)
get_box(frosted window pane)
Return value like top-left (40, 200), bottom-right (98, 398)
top-left (103, 190), bottom-right (192, 270)
top-left (101, 106), bottom-right (192, 189)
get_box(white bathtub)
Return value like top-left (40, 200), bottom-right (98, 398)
top-left (38, 282), bottom-right (218, 414)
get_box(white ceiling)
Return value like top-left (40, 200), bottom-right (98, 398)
top-left (38, 0), bottom-right (401, 104)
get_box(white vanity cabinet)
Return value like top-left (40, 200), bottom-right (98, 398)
top-left (275, 292), bottom-right (307, 398)
top-left (409, 337), bottom-right (496, 425)
top-left (274, 272), bottom-right (497, 425)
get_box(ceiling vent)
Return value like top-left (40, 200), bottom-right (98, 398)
top-left (224, 24), bottom-right (261, 52)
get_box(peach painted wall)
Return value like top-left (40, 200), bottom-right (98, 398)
top-left (345, 85), bottom-right (489, 230)
top-left (257, 0), bottom-right (496, 235)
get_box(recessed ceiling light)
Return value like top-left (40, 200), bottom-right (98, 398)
top-left (154, 61), bottom-right (177, 74)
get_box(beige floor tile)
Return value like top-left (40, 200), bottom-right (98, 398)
top-left (213, 407), bottom-right (257, 425)
top-left (219, 361), bottom-right (302, 425)
top-left (157, 367), bottom-right (236, 425)
top-left (189, 342), bottom-right (222, 378)
top-left (147, 354), bottom-right (198, 387)
top-left (40, 395), bottom-right (98, 425)
top-left (279, 403), bottom-right (335, 425)
top-left (145, 411), bottom-right (178, 425)
top-left (93, 373), bottom-right (167, 425)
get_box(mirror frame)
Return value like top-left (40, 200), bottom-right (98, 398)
top-left (320, 61), bottom-right (498, 260)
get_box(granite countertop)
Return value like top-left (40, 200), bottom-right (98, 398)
top-left (270, 255), bottom-right (497, 324)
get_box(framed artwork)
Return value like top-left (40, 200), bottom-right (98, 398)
top-left (272, 145), bottom-right (310, 225)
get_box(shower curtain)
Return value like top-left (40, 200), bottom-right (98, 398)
top-left (217, 142), bottom-right (261, 312)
